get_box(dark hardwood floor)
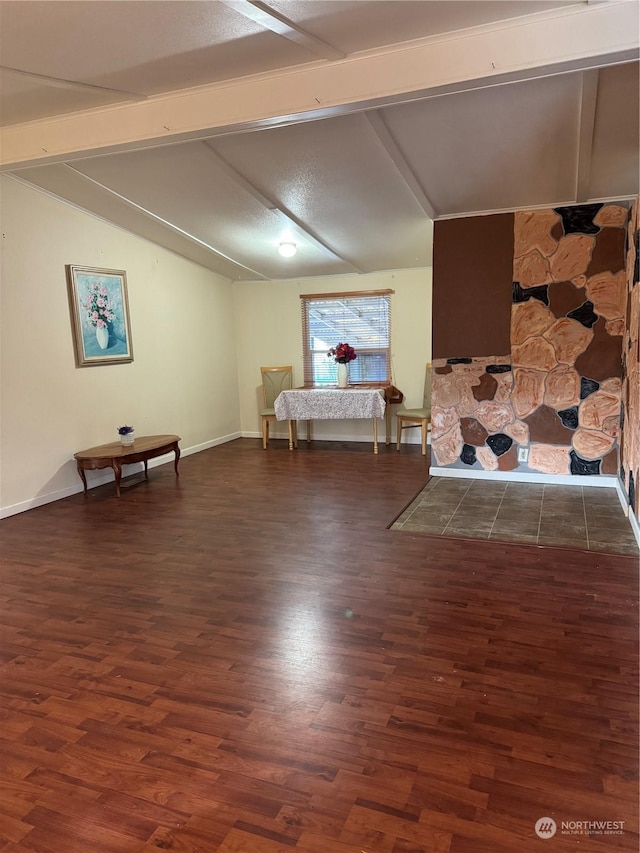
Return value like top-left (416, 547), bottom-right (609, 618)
top-left (1, 438), bottom-right (638, 852)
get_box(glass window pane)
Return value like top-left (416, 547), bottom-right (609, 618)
top-left (303, 293), bottom-right (391, 385)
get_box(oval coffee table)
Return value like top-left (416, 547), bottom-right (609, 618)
top-left (74, 434), bottom-right (181, 497)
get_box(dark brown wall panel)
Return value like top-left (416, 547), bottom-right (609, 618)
top-left (432, 213), bottom-right (514, 358)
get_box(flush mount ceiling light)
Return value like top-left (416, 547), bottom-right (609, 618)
top-left (278, 242), bottom-right (297, 258)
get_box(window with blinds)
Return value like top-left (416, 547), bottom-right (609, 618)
top-left (300, 289), bottom-right (393, 386)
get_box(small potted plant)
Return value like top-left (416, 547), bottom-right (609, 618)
top-left (327, 342), bottom-right (357, 387)
top-left (117, 425), bottom-right (135, 446)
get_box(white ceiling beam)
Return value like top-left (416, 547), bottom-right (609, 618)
top-left (6, 167), bottom-right (260, 279)
top-left (201, 141), bottom-right (363, 272)
top-left (1, 1), bottom-right (638, 170)
top-left (575, 69), bottom-right (600, 202)
top-left (0, 65), bottom-right (147, 101)
top-left (363, 111), bottom-right (437, 219)
top-left (62, 163), bottom-right (269, 279)
top-left (220, 1), bottom-right (345, 61)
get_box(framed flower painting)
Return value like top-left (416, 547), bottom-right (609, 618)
top-left (66, 265), bottom-right (134, 367)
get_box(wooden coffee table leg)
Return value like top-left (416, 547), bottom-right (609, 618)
top-left (76, 461), bottom-right (88, 494)
top-left (174, 444), bottom-right (181, 476)
top-left (113, 462), bottom-right (122, 497)
top-left (144, 460), bottom-right (149, 481)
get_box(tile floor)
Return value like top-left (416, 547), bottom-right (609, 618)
top-left (392, 477), bottom-right (639, 556)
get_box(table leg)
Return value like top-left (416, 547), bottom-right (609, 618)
top-left (385, 405), bottom-right (391, 445)
top-left (287, 420), bottom-right (295, 451)
top-left (174, 444), bottom-right (181, 476)
top-left (113, 462), bottom-right (122, 497)
top-left (306, 420), bottom-right (312, 443)
top-left (373, 418), bottom-right (378, 454)
top-left (144, 460), bottom-right (149, 481)
top-left (76, 461), bottom-right (88, 494)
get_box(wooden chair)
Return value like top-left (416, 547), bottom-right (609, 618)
top-left (260, 366), bottom-right (294, 449)
top-left (396, 363), bottom-right (431, 456)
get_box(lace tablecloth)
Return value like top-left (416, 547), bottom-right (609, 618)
top-left (274, 388), bottom-right (386, 421)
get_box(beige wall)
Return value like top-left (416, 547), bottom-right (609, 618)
top-left (233, 269), bottom-right (432, 442)
top-left (0, 176), bottom-right (240, 515)
top-left (1, 178), bottom-right (433, 515)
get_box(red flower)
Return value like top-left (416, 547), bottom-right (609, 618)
top-left (328, 342), bottom-right (357, 364)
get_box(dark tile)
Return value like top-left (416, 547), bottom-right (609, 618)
top-left (467, 479), bottom-right (507, 492)
top-left (399, 521), bottom-right (448, 535)
top-left (542, 488), bottom-right (584, 501)
top-left (455, 500), bottom-right (502, 513)
top-left (542, 495), bottom-right (584, 509)
top-left (411, 499), bottom-right (451, 512)
top-left (394, 476), bottom-right (637, 556)
top-left (543, 520), bottom-right (587, 535)
top-left (431, 478), bottom-right (471, 490)
top-left (451, 509), bottom-right (499, 524)
top-left (581, 486), bottom-right (620, 505)
top-left (584, 506), bottom-right (628, 521)
top-left (408, 510), bottom-right (456, 526)
top-left (540, 506), bottom-right (585, 519)
top-left (415, 496), bottom-right (460, 507)
top-left (498, 498), bottom-right (543, 514)
top-left (445, 519), bottom-right (495, 534)
top-left (587, 526), bottom-right (639, 544)
top-left (489, 529), bottom-right (539, 544)
top-left (460, 491), bottom-right (503, 503)
top-left (538, 532), bottom-right (588, 548)
top-left (504, 483), bottom-right (545, 496)
top-left (583, 496), bottom-right (624, 509)
top-left (445, 527), bottom-right (491, 540)
top-left (492, 520), bottom-right (540, 537)
top-left (588, 539), bottom-right (639, 556)
top-left (587, 519), bottom-right (635, 535)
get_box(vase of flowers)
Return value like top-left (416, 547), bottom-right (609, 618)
top-left (328, 342), bottom-right (357, 387)
top-left (83, 282), bottom-right (116, 350)
top-left (117, 425), bottom-right (135, 446)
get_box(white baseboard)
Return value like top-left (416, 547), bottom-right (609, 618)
top-left (242, 429), bottom-right (432, 445)
top-left (615, 477), bottom-right (630, 515)
top-left (0, 476), bottom-right (114, 519)
top-left (429, 467), bottom-right (619, 489)
top-left (181, 433), bottom-right (242, 456)
top-left (629, 508), bottom-right (640, 548)
top-left (0, 432), bottom-right (242, 519)
top-left (612, 478), bottom-right (640, 548)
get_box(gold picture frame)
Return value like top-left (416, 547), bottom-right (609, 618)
top-left (66, 265), bottom-right (134, 367)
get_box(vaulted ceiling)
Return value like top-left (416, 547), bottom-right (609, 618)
top-left (1, 1), bottom-right (638, 281)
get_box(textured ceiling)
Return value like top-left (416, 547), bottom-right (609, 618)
top-left (1, 0), bottom-right (638, 281)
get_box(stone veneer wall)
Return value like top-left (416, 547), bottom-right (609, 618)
top-left (620, 198), bottom-right (639, 517)
top-left (431, 203), bottom-right (627, 477)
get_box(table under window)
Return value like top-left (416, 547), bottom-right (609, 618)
top-left (274, 388), bottom-right (387, 453)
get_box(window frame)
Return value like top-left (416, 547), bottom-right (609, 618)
top-left (300, 289), bottom-right (393, 387)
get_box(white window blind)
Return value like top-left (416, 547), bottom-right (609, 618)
top-left (300, 289), bottom-right (393, 386)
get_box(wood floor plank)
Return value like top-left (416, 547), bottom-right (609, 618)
top-left (1, 439), bottom-right (637, 851)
